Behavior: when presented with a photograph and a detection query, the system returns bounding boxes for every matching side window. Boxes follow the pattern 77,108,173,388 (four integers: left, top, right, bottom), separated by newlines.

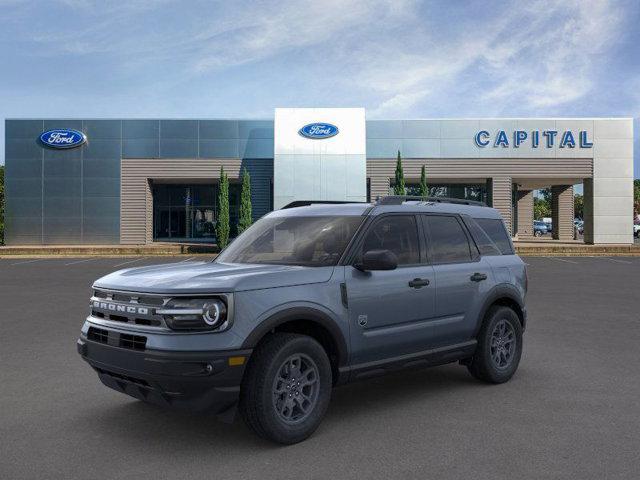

475,218,514,255
423,215,472,264
360,215,420,265
464,217,501,256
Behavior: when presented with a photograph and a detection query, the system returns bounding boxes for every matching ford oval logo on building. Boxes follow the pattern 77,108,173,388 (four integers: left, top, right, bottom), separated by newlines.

39,129,87,149
298,123,339,139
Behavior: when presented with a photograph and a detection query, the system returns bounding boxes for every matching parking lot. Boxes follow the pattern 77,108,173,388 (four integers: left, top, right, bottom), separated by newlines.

1,255,639,479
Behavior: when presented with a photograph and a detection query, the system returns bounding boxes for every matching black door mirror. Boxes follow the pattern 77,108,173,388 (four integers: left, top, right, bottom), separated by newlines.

355,249,398,271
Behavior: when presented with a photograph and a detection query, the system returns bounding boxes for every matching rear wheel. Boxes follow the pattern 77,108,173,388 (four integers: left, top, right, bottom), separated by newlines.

467,306,523,383
239,333,332,444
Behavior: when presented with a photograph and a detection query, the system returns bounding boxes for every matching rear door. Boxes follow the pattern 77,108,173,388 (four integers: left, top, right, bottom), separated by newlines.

421,214,493,346
345,214,436,365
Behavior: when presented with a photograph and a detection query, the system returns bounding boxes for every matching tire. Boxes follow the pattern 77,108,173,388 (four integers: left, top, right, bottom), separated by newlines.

239,333,332,444
467,306,523,384
534,230,542,237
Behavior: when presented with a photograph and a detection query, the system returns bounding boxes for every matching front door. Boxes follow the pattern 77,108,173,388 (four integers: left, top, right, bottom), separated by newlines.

345,214,436,365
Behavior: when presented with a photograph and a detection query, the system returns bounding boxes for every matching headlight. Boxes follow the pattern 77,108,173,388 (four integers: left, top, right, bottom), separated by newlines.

157,297,229,331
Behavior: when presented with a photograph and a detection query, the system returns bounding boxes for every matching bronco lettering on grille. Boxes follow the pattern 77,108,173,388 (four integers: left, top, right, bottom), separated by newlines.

92,301,149,315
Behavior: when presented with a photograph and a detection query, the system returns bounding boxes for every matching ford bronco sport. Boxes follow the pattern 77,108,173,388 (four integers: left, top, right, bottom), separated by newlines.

78,196,527,444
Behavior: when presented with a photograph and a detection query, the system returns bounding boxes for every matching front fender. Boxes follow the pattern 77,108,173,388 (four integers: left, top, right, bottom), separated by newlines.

241,302,349,368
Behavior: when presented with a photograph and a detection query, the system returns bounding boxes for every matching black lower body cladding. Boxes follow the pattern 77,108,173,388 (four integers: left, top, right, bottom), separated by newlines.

77,335,252,414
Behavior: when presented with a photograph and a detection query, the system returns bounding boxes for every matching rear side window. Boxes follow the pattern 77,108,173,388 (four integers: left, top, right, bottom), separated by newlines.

464,217,501,256
423,215,472,264
475,218,514,255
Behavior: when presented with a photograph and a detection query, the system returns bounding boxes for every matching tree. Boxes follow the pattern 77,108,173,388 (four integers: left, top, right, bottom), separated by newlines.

574,193,584,220
419,165,428,198
534,196,550,220
238,168,252,234
393,150,405,195
216,166,230,250
0,165,4,245
533,188,551,220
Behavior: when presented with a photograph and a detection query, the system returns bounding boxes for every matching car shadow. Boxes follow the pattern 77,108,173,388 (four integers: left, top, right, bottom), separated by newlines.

86,363,486,449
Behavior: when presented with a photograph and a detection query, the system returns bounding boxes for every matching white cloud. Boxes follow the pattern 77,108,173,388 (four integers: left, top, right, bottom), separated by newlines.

0,0,632,117
368,88,430,117
356,0,626,116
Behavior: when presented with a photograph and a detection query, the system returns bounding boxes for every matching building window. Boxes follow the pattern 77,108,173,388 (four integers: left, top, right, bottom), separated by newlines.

152,183,241,242
391,183,488,203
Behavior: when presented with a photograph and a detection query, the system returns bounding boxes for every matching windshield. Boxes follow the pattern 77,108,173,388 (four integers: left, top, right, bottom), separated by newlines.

216,215,364,267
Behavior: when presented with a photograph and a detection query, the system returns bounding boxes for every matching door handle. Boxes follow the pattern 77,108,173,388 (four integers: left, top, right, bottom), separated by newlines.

408,278,430,288
470,272,488,282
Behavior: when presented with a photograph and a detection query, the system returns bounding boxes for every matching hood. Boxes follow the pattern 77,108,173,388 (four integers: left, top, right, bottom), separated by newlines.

93,260,335,294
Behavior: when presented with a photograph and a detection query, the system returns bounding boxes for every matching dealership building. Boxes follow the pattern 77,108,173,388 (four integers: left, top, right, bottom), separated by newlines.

4,108,634,245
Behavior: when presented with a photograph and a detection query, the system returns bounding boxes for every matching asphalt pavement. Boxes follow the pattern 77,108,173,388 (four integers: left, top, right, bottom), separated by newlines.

1,255,639,479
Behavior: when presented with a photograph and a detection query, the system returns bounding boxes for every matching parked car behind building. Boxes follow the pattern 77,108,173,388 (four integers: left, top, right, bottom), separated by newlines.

533,221,548,237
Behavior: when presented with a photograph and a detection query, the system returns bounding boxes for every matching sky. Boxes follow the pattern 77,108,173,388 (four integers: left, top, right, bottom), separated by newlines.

0,0,638,177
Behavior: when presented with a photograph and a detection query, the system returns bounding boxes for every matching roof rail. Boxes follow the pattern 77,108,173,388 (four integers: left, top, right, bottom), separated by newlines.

376,195,487,207
281,200,367,209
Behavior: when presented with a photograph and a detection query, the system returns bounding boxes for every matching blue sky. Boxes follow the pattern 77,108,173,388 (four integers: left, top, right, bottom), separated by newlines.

1,0,638,176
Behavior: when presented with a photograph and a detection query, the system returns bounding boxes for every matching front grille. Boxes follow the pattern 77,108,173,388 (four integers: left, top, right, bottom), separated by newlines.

90,289,168,329
110,292,164,306
86,327,147,351
87,327,108,344
119,333,147,351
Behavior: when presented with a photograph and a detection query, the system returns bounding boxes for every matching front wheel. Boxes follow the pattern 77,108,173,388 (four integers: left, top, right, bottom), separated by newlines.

467,306,523,384
239,333,332,444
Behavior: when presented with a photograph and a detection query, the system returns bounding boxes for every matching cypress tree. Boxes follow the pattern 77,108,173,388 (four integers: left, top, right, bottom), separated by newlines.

216,166,230,250
393,150,405,195
419,165,428,198
238,168,252,234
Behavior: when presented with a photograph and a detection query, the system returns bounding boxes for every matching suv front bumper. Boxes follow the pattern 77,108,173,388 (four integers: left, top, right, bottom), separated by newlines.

77,335,251,414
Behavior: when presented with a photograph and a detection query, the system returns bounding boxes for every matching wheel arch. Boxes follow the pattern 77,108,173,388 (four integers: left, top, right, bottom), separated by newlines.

241,306,349,384
474,285,526,336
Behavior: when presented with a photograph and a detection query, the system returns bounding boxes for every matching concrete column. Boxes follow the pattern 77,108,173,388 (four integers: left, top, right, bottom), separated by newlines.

552,185,574,241
516,190,534,239
489,177,513,235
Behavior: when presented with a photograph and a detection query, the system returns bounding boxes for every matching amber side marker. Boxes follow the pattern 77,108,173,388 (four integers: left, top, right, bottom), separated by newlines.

228,356,246,366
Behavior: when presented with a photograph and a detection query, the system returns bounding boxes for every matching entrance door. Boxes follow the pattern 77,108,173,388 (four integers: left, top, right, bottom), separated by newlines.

170,208,186,238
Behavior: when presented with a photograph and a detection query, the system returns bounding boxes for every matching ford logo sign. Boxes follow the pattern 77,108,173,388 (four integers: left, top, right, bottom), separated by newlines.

298,123,339,139
39,129,86,149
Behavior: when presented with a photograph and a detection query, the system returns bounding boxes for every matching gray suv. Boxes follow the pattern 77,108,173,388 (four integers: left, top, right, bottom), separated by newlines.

78,196,527,444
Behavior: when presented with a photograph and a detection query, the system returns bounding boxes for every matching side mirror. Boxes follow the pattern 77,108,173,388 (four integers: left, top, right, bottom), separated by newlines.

355,249,398,271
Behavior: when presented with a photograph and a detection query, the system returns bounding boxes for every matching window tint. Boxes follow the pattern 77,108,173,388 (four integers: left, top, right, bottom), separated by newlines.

464,217,501,256
360,216,420,265
424,215,472,263
475,218,513,255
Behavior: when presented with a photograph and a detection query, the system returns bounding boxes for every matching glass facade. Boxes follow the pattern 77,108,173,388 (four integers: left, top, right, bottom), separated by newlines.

4,119,274,245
